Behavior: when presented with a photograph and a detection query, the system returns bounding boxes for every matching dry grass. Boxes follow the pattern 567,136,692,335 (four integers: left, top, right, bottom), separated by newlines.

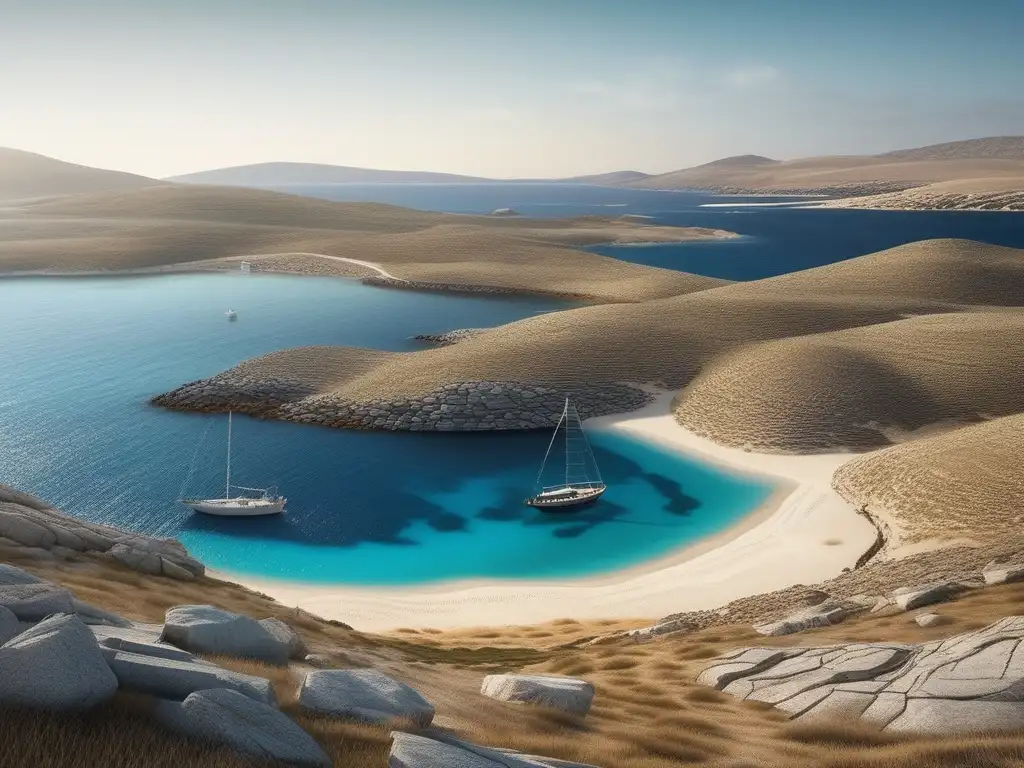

834,412,1024,546
11,548,1024,766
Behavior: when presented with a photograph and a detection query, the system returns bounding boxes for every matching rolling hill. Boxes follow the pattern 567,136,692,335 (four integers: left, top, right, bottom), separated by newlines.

165,161,492,186
0,147,161,201
627,136,1024,195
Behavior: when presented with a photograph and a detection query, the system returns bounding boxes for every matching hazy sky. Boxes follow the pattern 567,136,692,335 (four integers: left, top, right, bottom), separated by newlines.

1,0,1022,178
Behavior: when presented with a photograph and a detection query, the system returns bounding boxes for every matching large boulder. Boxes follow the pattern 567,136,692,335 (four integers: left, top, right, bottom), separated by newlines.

259,617,307,659
389,731,600,768
891,582,967,611
754,600,864,636
162,605,289,664
105,650,276,705
481,674,594,716
298,668,434,727
0,605,21,644
0,613,117,710
0,583,75,621
696,616,1024,734
155,688,329,766
91,622,164,646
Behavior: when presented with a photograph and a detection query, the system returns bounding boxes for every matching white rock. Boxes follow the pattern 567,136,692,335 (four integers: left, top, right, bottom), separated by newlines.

892,582,965,611
0,605,22,644
914,613,942,627
305,654,332,668
388,731,601,768
481,674,594,716
106,650,276,705
162,605,289,664
0,613,117,710
983,561,1024,586
299,668,434,726
159,558,196,580
259,617,307,659
0,583,76,621
754,601,858,636
155,688,329,766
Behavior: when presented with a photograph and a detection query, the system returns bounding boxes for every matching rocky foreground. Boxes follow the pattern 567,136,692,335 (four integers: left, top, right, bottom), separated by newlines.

154,376,652,432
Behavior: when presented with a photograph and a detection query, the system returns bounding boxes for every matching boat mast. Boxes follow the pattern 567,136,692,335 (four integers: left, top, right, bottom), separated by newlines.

535,400,567,490
225,411,232,499
564,398,570,488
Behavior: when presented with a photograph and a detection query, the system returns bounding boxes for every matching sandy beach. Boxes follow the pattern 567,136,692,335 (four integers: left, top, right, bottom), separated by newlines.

215,394,876,631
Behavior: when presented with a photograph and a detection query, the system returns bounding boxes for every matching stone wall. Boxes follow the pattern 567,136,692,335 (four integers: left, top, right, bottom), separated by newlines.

153,376,653,432
361,276,589,301
413,329,484,347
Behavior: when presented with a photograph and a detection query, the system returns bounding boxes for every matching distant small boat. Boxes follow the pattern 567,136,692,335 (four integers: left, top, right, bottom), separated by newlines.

225,309,237,320
182,412,285,517
525,398,606,511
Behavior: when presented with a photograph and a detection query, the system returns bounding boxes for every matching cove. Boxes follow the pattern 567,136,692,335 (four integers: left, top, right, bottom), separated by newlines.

0,273,772,585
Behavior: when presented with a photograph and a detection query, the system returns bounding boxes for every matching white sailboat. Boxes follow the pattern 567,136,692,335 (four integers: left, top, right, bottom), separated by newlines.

182,412,285,516
525,398,606,511
225,309,237,320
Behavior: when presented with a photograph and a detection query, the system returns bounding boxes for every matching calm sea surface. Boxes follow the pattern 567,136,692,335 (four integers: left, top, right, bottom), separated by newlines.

272,182,1024,280
0,274,771,584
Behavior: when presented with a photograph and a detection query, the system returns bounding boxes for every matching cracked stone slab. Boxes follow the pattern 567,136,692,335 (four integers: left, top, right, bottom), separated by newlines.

695,616,1024,734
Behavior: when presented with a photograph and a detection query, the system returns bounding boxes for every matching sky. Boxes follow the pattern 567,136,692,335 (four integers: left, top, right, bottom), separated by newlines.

0,0,1022,178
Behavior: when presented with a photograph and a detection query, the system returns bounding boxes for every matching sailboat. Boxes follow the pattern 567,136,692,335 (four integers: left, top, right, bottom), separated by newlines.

225,309,237,320
525,398,606,511
182,412,286,516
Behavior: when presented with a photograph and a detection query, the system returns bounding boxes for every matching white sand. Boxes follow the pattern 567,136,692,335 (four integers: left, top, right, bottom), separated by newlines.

215,394,875,631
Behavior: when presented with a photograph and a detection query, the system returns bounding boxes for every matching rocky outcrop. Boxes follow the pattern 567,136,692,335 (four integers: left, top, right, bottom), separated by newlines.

156,689,330,767
983,560,1024,586
389,731,600,768
413,328,484,347
697,617,1024,734
915,613,942,627
105,650,277,705
480,674,595,716
0,583,75,620
162,605,292,665
154,378,652,433
891,581,969,611
754,600,868,636
0,614,118,710
362,276,590,301
0,484,205,580
298,668,435,727
259,617,307,660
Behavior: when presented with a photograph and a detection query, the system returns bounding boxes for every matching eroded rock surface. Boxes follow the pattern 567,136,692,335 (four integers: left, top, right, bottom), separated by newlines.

754,600,866,636
0,484,205,580
163,605,290,664
481,674,595,716
156,688,329,767
299,668,434,727
697,617,1024,733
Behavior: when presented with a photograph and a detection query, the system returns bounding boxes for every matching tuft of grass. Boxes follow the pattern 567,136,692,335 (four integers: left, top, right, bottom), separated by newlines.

781,720,899,747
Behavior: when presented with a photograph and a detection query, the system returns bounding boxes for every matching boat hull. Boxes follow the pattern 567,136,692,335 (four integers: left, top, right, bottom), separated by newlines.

525,486,606,512
184,498,285,517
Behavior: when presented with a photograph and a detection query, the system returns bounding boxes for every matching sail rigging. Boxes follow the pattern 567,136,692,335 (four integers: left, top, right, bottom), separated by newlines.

531,399,605,501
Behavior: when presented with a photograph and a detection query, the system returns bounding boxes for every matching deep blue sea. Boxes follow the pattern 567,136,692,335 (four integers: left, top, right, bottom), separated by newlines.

269,182,1024,280
0,274,771,584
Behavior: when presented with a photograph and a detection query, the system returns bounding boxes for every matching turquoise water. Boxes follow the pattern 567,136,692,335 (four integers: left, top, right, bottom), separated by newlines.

0,274,773,584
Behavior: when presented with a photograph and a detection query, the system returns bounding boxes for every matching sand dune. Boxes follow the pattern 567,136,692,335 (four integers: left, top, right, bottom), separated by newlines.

0,185,730,302
674,310,1024,451
880,136,1024,161
833,412,1024,548
0,147,161,201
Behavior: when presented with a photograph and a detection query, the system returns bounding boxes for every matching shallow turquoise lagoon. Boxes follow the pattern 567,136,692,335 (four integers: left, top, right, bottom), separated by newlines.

0,274,773,585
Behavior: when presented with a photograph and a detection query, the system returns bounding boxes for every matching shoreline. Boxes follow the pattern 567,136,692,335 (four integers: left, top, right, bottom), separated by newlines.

211,394,876,631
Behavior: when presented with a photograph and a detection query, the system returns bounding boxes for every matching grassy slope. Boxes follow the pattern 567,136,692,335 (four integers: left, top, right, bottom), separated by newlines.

0,147,161,201
9,541,1024,767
